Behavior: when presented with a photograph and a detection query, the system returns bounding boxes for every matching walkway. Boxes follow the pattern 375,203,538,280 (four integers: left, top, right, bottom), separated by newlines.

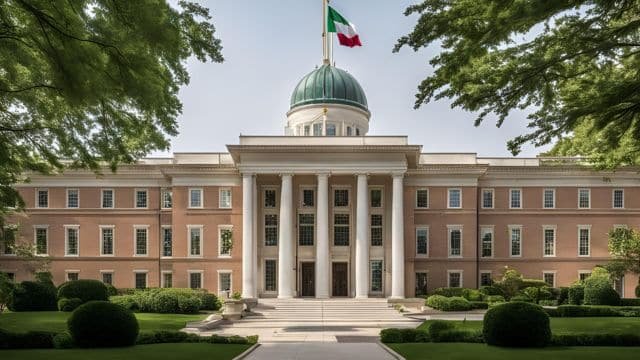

244,343,397,360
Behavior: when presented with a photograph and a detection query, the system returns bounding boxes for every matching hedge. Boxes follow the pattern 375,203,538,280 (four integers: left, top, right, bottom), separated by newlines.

58,280,109,304
568,283,584,305
426,295,472,311
136,331,258,345
9,281,57,311
583,276,621,306
0,330,56,349
483,302,551,347
552,333,640,346
545,305,640,317
379,327,482,344
58,297,83,312
479,285,504,297
68,301,139,348
432,287,466,297
621,298,640,307
110,288,219,314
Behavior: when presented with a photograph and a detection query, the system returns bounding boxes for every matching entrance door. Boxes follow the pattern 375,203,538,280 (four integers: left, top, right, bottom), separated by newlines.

301,262,315,297
332,262,348,297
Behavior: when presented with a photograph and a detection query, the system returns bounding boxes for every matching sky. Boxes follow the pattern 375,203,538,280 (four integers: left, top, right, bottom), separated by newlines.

158,0,552,157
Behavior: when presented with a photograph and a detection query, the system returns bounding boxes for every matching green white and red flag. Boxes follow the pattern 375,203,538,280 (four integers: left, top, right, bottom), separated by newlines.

327,6,362,47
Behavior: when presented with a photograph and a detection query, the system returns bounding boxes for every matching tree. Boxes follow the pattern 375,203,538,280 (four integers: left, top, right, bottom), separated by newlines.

607,227,640,296
0,272,14,313
396,1,640,167
0,0,223,217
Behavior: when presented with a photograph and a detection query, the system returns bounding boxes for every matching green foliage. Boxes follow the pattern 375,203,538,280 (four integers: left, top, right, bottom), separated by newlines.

0,329,55,349
469,301,489,310
510,295,533,303
548,305,627,317
52,332,74,349
380,328,404,343
428,320,455,341
105,284,118,297
0,272,14,313
463,289,483,301
58,297,83,312
483,302,551,347
110,295,139,311
522,286,553,303
568,283,585,305
583,267,621,306
636,285,640,298
623,298,640,307
200,293,222,311
520,280,549,289
380,328,430,343
0,0,224,216
494,268,523,300
9,280,57,311
484,295,506,304
479,285,504,297
68,301,139,348
426,295,472,311
551,333,640,346
232,291,242,300
607,228,640,279
432,287,465,297
177,296,202,314
109,288,216,314
58,280,109,304
396,1,640,167
557,287,570,305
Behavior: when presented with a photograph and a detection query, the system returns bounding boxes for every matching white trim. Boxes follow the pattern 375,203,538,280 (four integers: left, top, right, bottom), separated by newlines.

187,225,204,258
217,270,233,294
101,189,115,208
66,188,79,208
612,188,624,209
263,186,279,209
161,188,173,209
578,188,591,209
161,225,173,258
171,175,241,187
263,258,278,293
447,270,463,288
447,225,463,258
577,225,591,257
480,226,494,258
509,188,522,209
99,225,115,256
100,270,114,285
447,188,462,209
508,224,523,257
218,224,233,258
33,225,49,256
299,186,316,209
542,225,556,257
35,188,49,208
481,188,494,209
415,188,429,209
369,259,384,294
188,188,204,208
63,225,80,257
65,270,80,281
415,226,429,257
332,185,351,208
405,177,478,187
578,270,592,281
219,188,232,209
161,270,173,288
542,188,556,209
369,186,384,209
134,188,148,209
133,225,150,257
133,270,148,289
542,271,557,287
188,270,204,289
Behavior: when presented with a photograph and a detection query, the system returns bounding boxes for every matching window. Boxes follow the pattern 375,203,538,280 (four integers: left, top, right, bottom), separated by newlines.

100,226,114,256
370,188,382,208
448,189,461,208
265,260,277,292
162,227,172,257
135,189,148,208
302,189,315,207
219,226,233,256
264,189,277,208
543,226,556,257
304,125,310,136
346,126,352,136
36,189,48,208
189,188,203,208
613,276,624,296
299,214,315,246
613,189,624,209
510,189,522,209
135,272,147,289
480,272,493,286
35,226,48,255
3,226,16,255
188,226,202,257
481,227,493,258
416,227,428,256
162,272,173,288
189,272,203,289
543,272,556,287
370,214,383,246
101,189,114,208
416,189,429,208
66,272,79,281
578,271,591,281
264,214,278,246
509,225,522,257
356,128,361,136
370,260,383,292
334,189,349,207
219,188,232,209
65,226,79,256
218,271,232,293
162,189,173,209
481,189,494,209
134,227,148,256
578,226,590,256
578,189,590,208
326,124,336,136
448,271,462,288
448,226,462,257
415,272,428,296
313,123,322,136
333,213,349,246
67,189,79,208
543,189,555,209
101,272,113,285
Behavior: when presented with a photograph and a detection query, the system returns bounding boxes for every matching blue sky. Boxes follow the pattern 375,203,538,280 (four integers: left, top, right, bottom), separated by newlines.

160,0,551,157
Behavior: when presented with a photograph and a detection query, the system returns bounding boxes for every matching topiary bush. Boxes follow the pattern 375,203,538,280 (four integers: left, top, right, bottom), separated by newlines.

111,288,214,313
9,281,57,311
462,289,483,301
68,301,139,348
58,297,83,312
621,298,640,307
200,293,221,311
479,285,504,297
522,286,553,303
105,284,118,297
0,330,56,349
483,302,551,347
426,295,472,311
52,332,74,349
520,279,549,289
510,295,533,303
58,280,109,304
178,296,202,314
568,283,584,305
583,269,621,306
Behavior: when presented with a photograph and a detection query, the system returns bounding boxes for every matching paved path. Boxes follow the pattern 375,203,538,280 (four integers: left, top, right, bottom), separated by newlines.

244,343,397,360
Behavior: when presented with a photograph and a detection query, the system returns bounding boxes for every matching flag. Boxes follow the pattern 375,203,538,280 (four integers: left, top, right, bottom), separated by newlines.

327,6,362,47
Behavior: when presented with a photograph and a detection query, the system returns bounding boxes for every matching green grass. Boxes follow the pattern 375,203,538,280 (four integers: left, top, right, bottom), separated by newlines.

389,343,640,360
418,317,640,335
0,312,207,333
0,343,250,360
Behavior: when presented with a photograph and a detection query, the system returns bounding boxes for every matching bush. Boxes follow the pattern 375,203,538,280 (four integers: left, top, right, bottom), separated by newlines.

380,328,429,343
428,320,455,341
153,292,180,313
538,300,558,306
552,333,640,346
583,274,621,306
200,293,221,311
110,295,139,311
380,328,403,343
58,280,109,304
546,305,640,317
470,301,489,309
479,285,504,297
485,295,505,304
426,295,472,311
58,297,83,312
636,285,640,298
178,296,202,314
105,284,118,297
557,287,569,305
483,302,551,347
509,295,533,303
9,281,57,311
110,288,213,314
433,287,466,297
568,283,584,305
136,331,196,345
68,301,139,347
462,289,483,301
0,329,55,349
621,298,640,307
520,279,549,289
436,329,484,343
53,332,74,349
522,286,553,303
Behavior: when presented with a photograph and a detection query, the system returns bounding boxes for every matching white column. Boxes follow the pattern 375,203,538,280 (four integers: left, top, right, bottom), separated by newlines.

391,173,405,299
252,175,258,298
355,174,369,298
315,173,330,298
278,174,295,298
241,173,255,298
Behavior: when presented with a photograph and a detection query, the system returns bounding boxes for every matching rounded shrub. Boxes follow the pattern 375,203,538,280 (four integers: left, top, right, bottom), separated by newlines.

510,295,533,303
58,280,109,304
583,271,620,306
178,296,202,314
153,292,180,313
9,281,57,311
105,284,118,297
200,293,221,311
483,302,551,347
479,285,504,297
568,283,584,305
485,295,505,304
462,289,483,301
68,301,139,347
53,332,74,349
425,295,448,309
58,298,83,312
110,295,138,311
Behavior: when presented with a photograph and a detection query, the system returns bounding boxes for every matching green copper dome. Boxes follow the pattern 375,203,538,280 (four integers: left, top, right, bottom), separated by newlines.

290,64,368,112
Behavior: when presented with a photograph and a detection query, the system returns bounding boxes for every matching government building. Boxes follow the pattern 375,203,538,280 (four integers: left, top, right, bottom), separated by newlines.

1,63,638,299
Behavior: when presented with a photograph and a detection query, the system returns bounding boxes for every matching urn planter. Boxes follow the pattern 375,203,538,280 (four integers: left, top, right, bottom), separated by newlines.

222,299,244,320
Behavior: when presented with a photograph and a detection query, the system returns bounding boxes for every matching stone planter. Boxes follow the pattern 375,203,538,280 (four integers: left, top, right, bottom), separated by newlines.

222,299,244,320
242,298,258,313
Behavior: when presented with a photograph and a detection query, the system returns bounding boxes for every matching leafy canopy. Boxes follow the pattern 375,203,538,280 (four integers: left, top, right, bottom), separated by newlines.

607,227,640,276
0,0,223,216
396,1,640,167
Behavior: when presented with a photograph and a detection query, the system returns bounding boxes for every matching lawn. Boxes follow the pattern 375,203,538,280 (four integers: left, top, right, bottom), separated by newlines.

0,343,250,360
390,343,640,360
418,317,640,335
0,311,207,333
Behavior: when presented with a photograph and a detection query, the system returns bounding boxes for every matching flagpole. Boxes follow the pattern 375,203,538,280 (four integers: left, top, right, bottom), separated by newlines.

322,0,329,65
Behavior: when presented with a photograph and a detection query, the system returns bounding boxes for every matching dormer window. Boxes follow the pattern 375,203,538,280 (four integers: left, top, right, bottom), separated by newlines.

326,124,336,136
346,126,352,136
313,123,322,136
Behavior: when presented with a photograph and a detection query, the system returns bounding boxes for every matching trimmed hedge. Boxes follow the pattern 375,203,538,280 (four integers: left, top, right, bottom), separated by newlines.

520,279,549,289
9,281,57,311
552,333,640,346
469,301,489,310
426,295,473,311
583,276,621,306
545,305,640,317
621,298,640,307
52,332,74,349
68,301,139,348
509,295,533,303
479,285,504,297
380,328,429,343
110,288,218,314
58,297,83,312
110,295,138,311
0,329,56,349
58,280,109,304
432,287,466,297
568,283,584,305
557,287,569,305
137,330,257,345
428,320,454,341
485,295,505,303
379,327,482,344
483,302,551,347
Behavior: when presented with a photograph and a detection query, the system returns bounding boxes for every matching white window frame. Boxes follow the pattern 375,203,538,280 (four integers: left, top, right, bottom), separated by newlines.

577,225,591,257
219,188,232,209
188,270,204,289
578,188,591,209
99,225,115,256
161,189,173,209
369,259,384,294
369,186,384,209
218,225,233,258
264,187,278,209
612,189,624,209
36,188,49,208
415,188,429,209
161,270,173,288
447,225,463,258
188,188,203,209
509,225,523,257
542,225,556,257
447,270,463,288
217,270,233,294
33,225,49,256
133,225,149,257
415,226,429,257
543,188,556,209
66,188,79,208
263,258,278,293
479,270,493,286
101,189,114,208
369,213,384,247
481,188,494,209
187,225,204,258
64,225,80,257
134,188,148,209
161,225,172,258
100,270,114,285
509,188,522,209
542,271,557,287
578,270,592,281
447,188,462,209
480,226,494,258
65,270,80,282
134,270,148,289
300,186,316,208
332,186,350,208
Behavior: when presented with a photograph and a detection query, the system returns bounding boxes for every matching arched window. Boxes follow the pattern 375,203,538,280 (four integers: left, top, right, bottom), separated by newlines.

313,123,322,136
356,128,360,136
346,126,352,136
304,125,310,136
327,124,336,136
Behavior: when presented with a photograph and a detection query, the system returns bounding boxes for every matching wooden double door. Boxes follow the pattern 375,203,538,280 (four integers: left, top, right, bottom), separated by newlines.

332,262,348,297
300,262,315,297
